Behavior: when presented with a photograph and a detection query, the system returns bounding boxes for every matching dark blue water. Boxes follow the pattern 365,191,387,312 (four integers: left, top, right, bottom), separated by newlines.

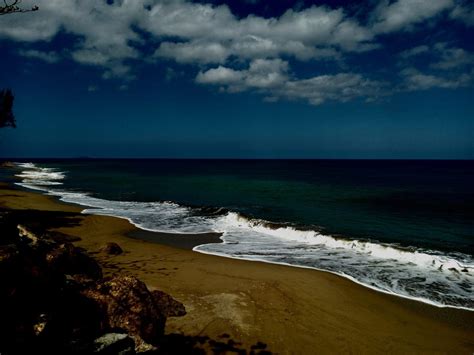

11,159,474,309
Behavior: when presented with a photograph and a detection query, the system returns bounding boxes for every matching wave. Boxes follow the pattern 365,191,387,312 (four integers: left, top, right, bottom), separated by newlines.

15,163,65,186
218,212,472,273
12,162,474,311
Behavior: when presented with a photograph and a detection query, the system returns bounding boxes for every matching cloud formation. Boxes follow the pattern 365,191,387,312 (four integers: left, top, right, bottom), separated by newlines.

450,2,474,26
1,0,144,79
1,0,471,104
372,0,453,33
400,68,472,90
18,49,61,63
151,2,375,65
196,59,385,105
398,42,474,90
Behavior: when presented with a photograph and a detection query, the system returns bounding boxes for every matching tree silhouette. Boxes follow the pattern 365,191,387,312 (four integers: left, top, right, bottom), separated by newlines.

0,89,16,128
1,2,38,130
0,0,38,15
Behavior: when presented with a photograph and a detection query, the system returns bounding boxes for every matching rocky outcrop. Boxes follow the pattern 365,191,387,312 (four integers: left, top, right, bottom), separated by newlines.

0,222,186,354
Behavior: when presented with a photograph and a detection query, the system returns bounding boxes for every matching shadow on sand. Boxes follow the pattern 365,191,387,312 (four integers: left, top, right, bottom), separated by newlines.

158,333,271,354
0,208,83,244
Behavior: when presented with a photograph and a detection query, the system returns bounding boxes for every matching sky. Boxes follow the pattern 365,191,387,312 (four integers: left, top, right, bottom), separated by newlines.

0,0,473,159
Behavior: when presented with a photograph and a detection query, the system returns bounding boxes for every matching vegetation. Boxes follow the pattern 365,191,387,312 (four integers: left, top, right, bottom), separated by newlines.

0,89,16,128
0,0,38,15
1,2,38,129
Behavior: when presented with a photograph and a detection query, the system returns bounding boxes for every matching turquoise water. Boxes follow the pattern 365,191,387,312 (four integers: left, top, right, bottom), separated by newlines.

12,159,474,309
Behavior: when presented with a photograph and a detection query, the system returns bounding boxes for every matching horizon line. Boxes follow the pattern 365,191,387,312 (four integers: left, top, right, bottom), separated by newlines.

2,157,473,161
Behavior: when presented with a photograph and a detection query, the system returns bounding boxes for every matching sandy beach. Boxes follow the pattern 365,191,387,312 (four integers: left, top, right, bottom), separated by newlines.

1,182,473,354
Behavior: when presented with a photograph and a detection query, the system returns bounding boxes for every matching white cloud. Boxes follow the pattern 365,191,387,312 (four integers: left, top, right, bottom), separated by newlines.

18,49,60,63
196,66,244,85
450,3,474,26
398,42,474,91
399,45,430,58
145,3,375,64
430,43,474,70
372,0,454,33
400,67,472,90
399,42,474,70
1,0,471,104
1,1,368,76
72,49,110,66
155,41,230,64
196,59,384,105
196,59,289,93
0,0,146,79
279,73,385,105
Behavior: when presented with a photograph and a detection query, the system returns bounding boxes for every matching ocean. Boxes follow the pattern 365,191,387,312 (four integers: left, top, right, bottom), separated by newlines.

9,159,474,310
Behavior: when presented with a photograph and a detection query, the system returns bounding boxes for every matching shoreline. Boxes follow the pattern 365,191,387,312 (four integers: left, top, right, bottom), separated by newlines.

8,179,474,311
191,247,474,313
1,181,474,353
15,180,474,313
128,229,223,250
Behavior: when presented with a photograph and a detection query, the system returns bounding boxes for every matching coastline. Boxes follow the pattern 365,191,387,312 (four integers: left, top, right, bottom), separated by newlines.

1,182,474,353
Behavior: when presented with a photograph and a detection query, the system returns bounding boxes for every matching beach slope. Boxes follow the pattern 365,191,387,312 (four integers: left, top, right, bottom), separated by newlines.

1,183,473,354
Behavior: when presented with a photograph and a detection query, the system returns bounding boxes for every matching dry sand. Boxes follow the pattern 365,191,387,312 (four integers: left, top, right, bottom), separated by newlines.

1,182,473,354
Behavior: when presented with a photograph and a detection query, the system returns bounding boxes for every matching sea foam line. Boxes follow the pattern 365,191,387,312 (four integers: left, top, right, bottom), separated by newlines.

192,246,474,312
12,162,474,311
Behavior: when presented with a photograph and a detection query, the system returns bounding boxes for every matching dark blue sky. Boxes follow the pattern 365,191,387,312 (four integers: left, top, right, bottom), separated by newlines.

0,0,473,158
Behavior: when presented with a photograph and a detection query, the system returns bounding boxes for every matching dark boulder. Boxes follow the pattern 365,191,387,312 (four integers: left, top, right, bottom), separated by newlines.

151,290,186,317
101,242,123,255
81,275,166,345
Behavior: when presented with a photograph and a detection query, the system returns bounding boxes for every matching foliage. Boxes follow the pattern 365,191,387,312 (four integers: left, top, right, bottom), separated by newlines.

0,89,16,128
0,0,38,15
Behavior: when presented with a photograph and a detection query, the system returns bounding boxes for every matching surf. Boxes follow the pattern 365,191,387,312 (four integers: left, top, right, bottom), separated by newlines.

13,161,474,311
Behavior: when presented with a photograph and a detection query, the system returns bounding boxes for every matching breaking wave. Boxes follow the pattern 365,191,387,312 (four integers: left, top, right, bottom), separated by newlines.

13,162,474,310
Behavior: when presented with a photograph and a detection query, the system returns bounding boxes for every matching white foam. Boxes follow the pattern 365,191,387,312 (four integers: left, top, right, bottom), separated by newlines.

14,162,474,310
14,162,65,187
218,212,473,273
15,162,36,169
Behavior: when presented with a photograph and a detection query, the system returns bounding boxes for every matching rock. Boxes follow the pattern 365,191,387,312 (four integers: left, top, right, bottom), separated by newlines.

101,242,123,255
93,333,135,354
45,242,102,279
81,276,166,345
33,313,50,336
16,224,57,253
132,337,157,353
151,290,186,317
17,224,40,245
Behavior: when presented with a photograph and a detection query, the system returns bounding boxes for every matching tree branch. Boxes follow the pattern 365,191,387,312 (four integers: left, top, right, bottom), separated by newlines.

0,0,38,15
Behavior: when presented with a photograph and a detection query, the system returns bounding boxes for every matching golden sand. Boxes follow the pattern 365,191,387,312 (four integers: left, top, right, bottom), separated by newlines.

1,183,473,354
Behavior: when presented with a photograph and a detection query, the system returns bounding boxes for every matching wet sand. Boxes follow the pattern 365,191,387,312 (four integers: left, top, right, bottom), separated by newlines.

1,182,474,354
128,229,222,250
